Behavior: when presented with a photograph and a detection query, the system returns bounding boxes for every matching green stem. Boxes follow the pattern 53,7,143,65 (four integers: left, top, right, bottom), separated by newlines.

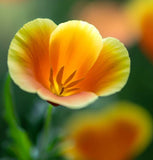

38,104,53,160
44,104,53,138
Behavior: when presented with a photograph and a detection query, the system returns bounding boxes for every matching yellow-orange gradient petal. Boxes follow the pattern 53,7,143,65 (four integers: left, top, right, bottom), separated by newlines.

37,87,97,109
49,20,103,83
62,102,153,160
8,18,57,92
79,37,130,96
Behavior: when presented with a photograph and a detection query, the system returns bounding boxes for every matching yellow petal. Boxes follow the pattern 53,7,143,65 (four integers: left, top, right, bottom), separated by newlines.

8,18,57,92
79,37,130,96
49,20,103,83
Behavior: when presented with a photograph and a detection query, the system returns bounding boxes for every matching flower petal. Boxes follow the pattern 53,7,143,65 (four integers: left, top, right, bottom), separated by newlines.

141,11,153,62
8,18,57,92
49,20,103,81
37,87,97,109
79,37,130,96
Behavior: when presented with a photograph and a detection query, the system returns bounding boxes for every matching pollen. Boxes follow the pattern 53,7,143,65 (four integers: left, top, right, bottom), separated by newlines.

49,66,84,96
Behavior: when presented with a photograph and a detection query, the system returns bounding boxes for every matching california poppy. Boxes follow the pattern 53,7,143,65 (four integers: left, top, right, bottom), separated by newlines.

8,18,130,108
126,0,153,62
62,102,153,160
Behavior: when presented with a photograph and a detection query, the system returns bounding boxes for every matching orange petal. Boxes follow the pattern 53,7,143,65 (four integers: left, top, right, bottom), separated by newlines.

79,37,130,96
49,20,103,82
37,87,97,109
8,18,57,92
141,11,153,62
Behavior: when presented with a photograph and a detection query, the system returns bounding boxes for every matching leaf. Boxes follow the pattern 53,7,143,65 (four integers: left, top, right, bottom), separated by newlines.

3,73,33,160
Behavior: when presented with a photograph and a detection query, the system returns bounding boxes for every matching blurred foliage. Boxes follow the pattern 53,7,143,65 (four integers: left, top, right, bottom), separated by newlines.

0,0,153,160
2,74,65,160
4,74,32,160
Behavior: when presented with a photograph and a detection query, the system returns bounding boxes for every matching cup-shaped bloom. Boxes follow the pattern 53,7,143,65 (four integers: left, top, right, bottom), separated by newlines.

62,102,153,160
8,18,130,108
126,0,153,62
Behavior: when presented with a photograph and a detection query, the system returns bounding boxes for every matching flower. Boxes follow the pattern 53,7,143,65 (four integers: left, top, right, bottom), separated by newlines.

8,18,130,108
61,102,153,160
72,1,136,46
125,0,153,62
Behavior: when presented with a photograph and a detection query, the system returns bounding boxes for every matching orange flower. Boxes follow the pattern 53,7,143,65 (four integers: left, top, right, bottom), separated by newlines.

126,0,153,62
62,102,153,160
8,18,130,108
72,1,136,46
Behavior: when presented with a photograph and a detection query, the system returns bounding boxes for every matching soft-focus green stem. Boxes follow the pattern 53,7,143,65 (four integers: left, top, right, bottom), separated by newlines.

44,104,53,139
38,104,53,160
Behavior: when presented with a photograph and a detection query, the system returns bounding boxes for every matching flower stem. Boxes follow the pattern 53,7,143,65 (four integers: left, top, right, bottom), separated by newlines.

38,104,53,160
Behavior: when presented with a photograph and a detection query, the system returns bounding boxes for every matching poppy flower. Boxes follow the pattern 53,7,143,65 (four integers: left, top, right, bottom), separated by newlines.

126,0,153,62
72,1,137,46
8,18,130,108
62,102,153,160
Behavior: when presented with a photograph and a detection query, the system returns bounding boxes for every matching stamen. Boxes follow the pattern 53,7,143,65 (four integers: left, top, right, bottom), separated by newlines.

65,88,79,93
65,78,84,89
56,66,64,86
59,87,65,95
49,66,84,96
64,70,76,85
49,67,54,87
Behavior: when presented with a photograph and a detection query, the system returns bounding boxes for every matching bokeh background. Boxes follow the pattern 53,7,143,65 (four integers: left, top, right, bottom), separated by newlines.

0,0,153,159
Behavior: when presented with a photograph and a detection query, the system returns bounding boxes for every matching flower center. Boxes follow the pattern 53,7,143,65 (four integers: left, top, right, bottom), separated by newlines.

49,66,84,96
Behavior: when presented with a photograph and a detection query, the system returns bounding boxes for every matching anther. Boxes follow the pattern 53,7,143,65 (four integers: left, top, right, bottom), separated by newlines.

49,66,84,96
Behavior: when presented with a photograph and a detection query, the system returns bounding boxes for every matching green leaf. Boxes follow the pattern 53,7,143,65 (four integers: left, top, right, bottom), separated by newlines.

47,135,63,152
4,73,33,160
45,135,65,160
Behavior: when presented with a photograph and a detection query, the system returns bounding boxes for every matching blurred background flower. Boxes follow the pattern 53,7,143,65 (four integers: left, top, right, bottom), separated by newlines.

71,1,137,46
61,102,153,160
125,0,153,63
0,0,153,159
